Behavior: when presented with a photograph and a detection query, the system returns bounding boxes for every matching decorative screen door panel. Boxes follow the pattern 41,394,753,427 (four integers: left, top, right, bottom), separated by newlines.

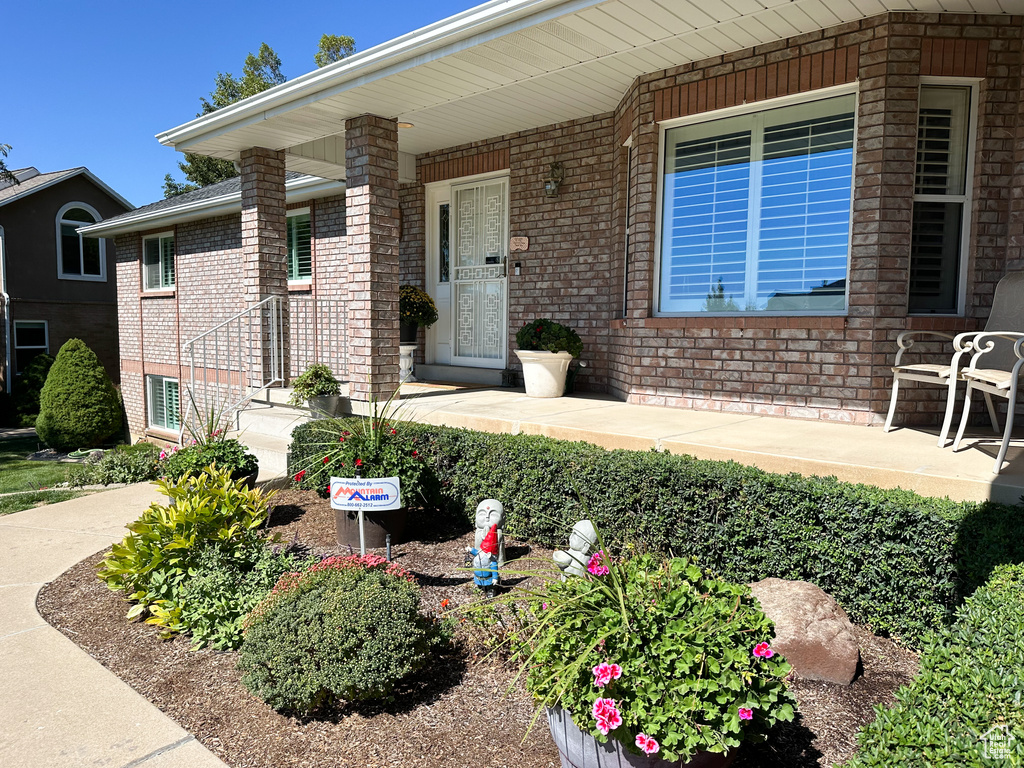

451,177,508,367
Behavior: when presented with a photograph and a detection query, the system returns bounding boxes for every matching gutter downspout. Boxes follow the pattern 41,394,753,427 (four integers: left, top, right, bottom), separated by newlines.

0,225,10,393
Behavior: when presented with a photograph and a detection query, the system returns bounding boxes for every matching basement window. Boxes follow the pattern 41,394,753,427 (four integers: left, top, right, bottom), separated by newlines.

147,375,180,431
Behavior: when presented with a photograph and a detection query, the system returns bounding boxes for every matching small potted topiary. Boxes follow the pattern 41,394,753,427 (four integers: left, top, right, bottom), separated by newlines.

399,284,438,343
514,318,583,398
517,549,795,767
289,363,342,418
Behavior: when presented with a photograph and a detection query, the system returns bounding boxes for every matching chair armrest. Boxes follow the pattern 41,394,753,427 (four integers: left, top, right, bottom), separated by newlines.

962,332,1024,369
893,330,956,367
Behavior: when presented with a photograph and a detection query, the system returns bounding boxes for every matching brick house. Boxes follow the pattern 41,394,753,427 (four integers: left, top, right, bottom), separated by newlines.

83,0,1024,443
0,166,133,391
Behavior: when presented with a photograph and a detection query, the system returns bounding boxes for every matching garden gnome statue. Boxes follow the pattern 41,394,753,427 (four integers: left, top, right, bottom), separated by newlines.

475,498,506,568
466,524,501,598
553,519,598,579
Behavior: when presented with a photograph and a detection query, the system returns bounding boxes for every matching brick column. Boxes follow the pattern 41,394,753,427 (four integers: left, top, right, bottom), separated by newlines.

240,147,289,387
1009,33,1024,271
345,115,400,402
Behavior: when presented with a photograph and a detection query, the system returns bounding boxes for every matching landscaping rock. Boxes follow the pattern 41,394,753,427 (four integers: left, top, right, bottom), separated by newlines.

749,577,860,686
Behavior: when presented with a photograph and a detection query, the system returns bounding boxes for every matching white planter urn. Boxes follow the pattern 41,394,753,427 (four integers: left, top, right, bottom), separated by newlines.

399,343,418,382
514,349,573,398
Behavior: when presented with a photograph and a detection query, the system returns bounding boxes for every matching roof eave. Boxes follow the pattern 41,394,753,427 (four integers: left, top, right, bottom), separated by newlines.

0,168,134,212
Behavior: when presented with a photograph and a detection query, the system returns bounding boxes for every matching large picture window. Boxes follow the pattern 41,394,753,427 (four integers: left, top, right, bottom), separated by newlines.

287,210,312,281
909,85,973,314
659,93,856,314
146,375,180,431
56,203,105,281
143,233,175,290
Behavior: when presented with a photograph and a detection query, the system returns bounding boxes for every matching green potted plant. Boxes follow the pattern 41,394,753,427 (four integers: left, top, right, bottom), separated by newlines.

288,395,424,548
162,438,260,488
289,363,342,417
514,318,584,398
518,549,795,767
399,284,438,343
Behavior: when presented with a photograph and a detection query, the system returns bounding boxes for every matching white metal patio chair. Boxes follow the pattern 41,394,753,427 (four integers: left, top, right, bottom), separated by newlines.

884,271,1024,447
952,331,1024,474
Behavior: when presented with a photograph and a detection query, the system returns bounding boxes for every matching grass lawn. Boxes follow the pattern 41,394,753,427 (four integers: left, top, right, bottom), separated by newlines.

0,436,87,514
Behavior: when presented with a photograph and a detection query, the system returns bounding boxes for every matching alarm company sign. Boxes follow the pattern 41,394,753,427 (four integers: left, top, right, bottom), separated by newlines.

329,477,402,511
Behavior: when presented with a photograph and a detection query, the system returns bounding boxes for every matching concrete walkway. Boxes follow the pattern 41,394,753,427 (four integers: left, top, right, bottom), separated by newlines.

0,484,227,768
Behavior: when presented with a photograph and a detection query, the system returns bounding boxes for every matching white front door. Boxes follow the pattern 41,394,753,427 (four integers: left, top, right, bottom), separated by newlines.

427,174,509,369
425,185,452,365
451,176,509,368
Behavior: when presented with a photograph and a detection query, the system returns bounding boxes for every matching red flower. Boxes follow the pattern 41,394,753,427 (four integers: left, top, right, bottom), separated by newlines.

323,456,329,464
412,450,419,457
343,431,351,436
440,599,450,608
356,459,363,466
391,429,397,435
339,437,345,443
293,470,306,483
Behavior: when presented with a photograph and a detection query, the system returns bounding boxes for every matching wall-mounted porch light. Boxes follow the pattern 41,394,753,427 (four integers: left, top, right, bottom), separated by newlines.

544,161,564,198
397,121,415,129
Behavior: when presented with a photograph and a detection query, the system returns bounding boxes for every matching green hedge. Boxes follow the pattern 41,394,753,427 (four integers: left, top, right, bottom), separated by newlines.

843,564,1024,766
288,421,1024,643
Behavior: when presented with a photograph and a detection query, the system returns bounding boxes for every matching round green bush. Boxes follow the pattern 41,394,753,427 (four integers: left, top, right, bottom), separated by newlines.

516,318,583,358
238,555,449,715
162,439,258,482
36,339,121,452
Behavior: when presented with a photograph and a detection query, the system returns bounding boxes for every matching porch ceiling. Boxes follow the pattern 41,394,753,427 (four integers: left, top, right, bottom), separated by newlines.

158,0,1017,176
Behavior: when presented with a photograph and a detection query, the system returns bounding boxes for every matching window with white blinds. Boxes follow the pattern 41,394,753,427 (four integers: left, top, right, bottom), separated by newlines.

909,85,972,314
659,93,855,314
147,376,180,431
287,211,312,281
143,233,175,290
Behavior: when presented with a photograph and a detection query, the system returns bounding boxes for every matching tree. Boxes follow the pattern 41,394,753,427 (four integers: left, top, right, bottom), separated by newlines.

0,144,18,186
36,339,122,451
164,43,288,197
315,34,356,68
702,278,740,312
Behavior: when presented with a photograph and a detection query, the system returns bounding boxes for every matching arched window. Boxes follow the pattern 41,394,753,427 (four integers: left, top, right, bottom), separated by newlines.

56,202,105,280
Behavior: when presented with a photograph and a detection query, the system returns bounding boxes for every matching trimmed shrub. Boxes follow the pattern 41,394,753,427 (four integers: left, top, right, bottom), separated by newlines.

843,564,1024,766
10,352,54,427
289,422,1024,644
97,467,275,632
162,438,258,482
36,340,121,451
68,442,162,487
239,554,450,715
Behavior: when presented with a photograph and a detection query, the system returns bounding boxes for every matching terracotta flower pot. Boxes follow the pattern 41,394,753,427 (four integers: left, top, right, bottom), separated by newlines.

515,349,573,398
546,707,735,768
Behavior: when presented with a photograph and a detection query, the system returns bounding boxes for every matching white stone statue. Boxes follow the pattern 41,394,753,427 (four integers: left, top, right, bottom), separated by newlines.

474,499,506,567
553,519,598,579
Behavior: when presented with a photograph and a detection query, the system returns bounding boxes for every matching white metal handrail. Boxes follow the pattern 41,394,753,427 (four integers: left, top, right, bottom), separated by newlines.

180,295,284,441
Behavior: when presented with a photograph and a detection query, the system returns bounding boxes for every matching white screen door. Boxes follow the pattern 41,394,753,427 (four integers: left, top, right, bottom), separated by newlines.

451,177,508,367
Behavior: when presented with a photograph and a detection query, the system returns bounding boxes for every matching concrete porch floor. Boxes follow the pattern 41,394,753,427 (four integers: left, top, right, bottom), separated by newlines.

396,383,1024,505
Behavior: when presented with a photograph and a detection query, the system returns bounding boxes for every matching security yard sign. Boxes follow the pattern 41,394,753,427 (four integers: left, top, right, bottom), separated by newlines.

330,477,402,511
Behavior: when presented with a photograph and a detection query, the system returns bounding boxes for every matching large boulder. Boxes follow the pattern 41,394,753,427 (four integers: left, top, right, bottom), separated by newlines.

749,577,860,686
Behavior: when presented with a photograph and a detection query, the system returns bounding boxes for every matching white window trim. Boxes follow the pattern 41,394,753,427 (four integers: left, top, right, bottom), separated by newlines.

910,76,981,317
12,320,48,375
142,231,175,291
146,375,180,432
55,202,106,282
287,207,312,284
653,83,860,317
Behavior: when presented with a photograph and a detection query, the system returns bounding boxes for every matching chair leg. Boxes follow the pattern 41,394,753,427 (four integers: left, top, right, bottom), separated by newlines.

884,377,901,433
991,383,1018,475
983,392,1000,434
953,381,974,452
937,376,958,448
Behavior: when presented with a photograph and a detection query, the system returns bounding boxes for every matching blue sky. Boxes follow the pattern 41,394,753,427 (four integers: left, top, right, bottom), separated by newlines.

3,0,478,208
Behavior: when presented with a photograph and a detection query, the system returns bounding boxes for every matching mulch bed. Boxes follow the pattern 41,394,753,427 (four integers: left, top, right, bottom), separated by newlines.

38,488,917,767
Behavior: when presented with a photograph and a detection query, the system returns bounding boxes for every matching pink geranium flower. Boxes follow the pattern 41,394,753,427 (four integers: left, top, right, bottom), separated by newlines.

753,642,774,659
738,707,753,721
592,662,623,688
587,550,609,576
635,734,659,755
591,698,622,735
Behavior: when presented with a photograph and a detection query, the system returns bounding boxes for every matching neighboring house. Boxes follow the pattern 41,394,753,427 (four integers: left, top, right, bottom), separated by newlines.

83,0,1024,444
0,167,133,392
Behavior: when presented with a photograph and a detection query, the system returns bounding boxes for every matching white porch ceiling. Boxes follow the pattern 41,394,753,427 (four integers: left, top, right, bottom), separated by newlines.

158,0,1019,178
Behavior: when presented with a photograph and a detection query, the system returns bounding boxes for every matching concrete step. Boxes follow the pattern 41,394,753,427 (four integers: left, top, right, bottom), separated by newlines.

234,430,290,481
415,364,505,386
252,383,352,407
236,401,311,438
